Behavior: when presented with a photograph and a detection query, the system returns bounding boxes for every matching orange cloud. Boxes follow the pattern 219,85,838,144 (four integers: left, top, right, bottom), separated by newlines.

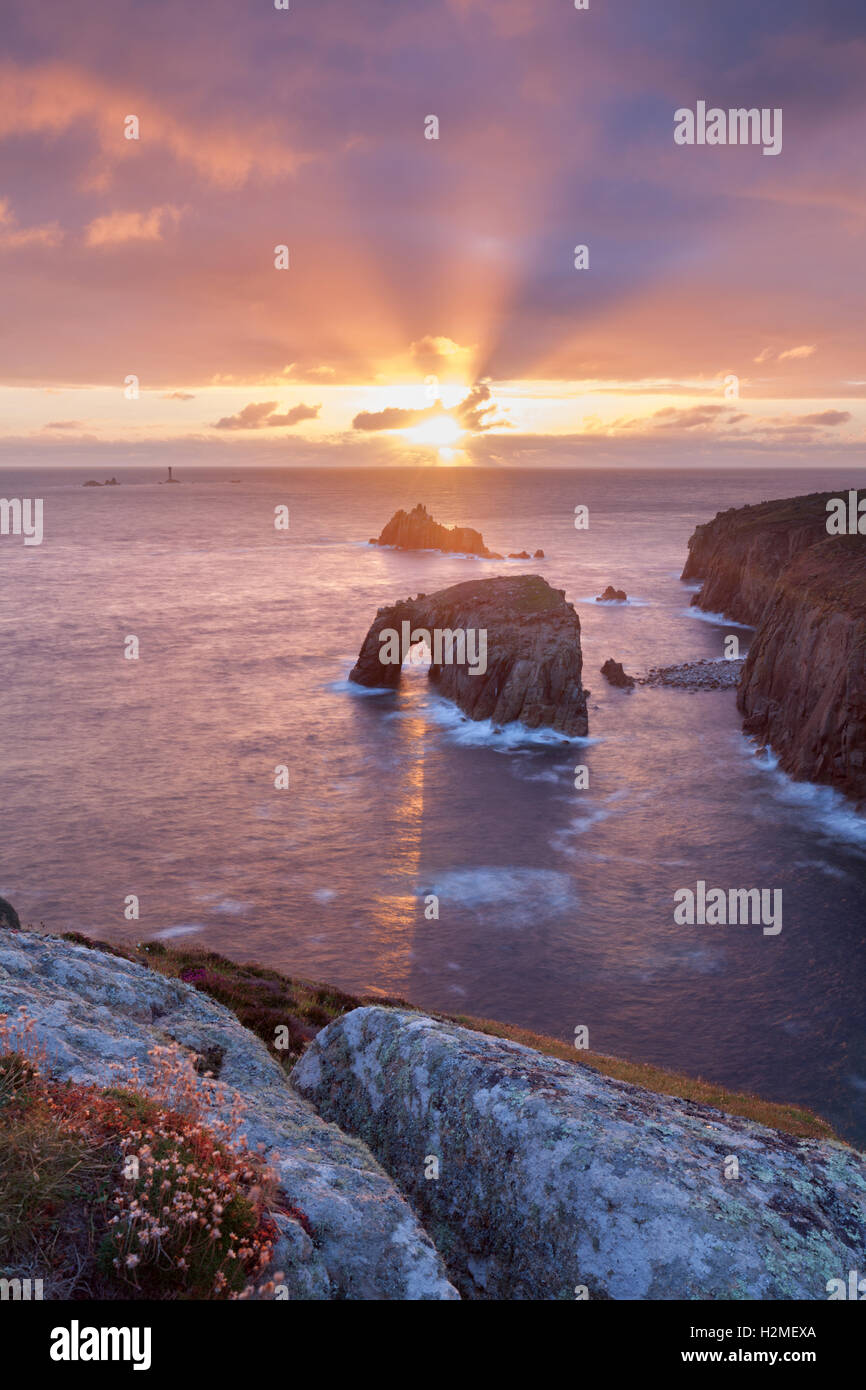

213,401,321,430
85,205,181,247
754,344,817,364
779,345,817,362
352,381,506,434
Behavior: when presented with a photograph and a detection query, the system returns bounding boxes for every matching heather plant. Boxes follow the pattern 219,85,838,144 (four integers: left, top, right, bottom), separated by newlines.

0,1014,282,1299
98,1044,279,1298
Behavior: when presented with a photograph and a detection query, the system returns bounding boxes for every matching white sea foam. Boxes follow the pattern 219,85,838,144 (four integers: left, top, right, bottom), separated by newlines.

154,923,205,939
550,790,634,852
793,859,851,881
508,764,565,783
193,892,250,914
426,695,598,750
682,606,754,629
312,888,338,903
578,595,650,607
745,742,866,850
365,542,499,562
635,943,726,982
416,866,577,926
330,677,395,696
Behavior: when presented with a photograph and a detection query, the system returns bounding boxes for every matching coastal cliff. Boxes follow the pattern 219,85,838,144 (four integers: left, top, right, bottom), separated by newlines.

682,491,866,799
738,535,866,799
680,490,837,625
350,574,589,736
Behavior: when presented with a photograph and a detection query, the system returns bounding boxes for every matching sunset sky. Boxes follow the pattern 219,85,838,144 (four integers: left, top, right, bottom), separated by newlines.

1,0,864,467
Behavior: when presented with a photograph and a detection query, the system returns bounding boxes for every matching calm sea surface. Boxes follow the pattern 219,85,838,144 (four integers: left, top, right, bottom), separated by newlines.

2,464,864,1143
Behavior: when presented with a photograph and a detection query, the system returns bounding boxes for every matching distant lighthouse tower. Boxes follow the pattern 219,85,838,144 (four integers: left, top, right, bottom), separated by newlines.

168,465,173,482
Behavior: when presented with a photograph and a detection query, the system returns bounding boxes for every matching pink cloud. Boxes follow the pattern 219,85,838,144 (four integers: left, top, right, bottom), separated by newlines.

85,205,181,247
0,198,62,249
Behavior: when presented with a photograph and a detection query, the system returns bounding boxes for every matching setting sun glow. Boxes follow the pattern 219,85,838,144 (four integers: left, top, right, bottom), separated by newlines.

406,415,464,448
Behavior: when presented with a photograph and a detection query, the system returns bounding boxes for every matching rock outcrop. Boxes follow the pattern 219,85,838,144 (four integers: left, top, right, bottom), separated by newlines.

349,574,589,736
0,929,458,1300
0,896,21,931
600,657,635,688
682,490,866,799
294,1006,866,1301
597,585,627,602
369,503,544,561
370,503,501,558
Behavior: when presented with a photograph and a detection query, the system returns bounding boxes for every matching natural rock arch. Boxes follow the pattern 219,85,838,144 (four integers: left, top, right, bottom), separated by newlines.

349,574,589,736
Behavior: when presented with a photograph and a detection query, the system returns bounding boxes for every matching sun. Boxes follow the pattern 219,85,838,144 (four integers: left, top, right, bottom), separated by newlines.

406,414,464,448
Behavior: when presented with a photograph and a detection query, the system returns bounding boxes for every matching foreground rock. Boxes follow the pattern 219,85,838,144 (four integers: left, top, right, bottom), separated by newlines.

600,657,635,688
683,491,866,799
0,930,457,1300
294,1007,866,1301
350,574,589,736
0,896,21,930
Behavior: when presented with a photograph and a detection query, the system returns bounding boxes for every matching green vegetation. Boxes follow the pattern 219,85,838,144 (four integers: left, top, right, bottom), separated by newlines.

60,931,841,1142
0,1016,280,1299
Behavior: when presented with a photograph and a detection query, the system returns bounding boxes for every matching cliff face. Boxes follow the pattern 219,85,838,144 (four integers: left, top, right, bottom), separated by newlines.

680,490,837,625
349,574,589,736
294,1006,866,1301
682,491,866,799
371,503,499,558
738,536,866,798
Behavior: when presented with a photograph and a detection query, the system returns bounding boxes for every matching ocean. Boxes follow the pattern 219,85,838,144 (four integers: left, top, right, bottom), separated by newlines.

2,463,864,1143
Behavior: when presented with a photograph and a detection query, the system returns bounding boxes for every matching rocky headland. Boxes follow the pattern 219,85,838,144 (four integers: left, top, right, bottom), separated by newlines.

682,490,866,800
349,574,589,736
681,490,839,624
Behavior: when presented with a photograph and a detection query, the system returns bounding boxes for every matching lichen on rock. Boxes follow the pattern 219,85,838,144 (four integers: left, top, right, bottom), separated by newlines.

293,1006,866,1301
